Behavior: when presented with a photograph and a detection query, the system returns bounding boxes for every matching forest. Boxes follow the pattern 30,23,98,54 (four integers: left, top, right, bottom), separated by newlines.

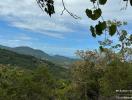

0,45,132,100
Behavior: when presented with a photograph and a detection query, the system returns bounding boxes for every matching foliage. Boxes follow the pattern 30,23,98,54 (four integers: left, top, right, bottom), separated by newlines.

0,65,55,100
1,1,132,98
70,50,132,99
98,20,132,62
71,61,103,100
0,48,132,99
85,0,132,38
36,0,132,39
36,0,55,16
100,61,132,97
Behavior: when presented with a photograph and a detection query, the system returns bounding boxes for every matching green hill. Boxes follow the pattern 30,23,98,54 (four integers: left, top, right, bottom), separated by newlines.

0,48,40,68
0,48,69,79
0,45,77,68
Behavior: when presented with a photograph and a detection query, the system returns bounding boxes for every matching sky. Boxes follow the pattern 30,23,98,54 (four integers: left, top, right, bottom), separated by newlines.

0,0,132,57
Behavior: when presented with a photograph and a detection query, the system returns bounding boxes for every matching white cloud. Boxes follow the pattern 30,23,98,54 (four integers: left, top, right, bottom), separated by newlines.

0,0,74,38
0,0,132,39
0,39,33,47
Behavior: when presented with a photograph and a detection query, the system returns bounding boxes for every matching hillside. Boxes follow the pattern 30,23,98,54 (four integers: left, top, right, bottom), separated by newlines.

0,45,77,68
0,48,69,79
0,48,41,69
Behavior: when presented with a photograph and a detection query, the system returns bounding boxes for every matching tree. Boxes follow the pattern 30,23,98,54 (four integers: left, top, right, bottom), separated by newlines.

0,64,56,100
98,20,132,62
36,0,55,16
36,0,132,38
70,49,132,99
100,61,132,97
71,50,104,100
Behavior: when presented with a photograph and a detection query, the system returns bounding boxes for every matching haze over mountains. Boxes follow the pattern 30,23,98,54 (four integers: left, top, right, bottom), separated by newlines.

0,44,77,68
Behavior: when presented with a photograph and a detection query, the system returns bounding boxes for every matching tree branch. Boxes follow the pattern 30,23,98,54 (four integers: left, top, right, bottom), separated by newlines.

61,0,81,19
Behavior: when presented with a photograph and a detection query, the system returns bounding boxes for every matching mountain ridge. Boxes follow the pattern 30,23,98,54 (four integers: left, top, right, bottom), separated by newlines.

0,48,69,79
0,44,77,68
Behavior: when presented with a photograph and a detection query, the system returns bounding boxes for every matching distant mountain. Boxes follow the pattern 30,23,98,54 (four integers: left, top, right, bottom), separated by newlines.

0,48,69,79
0,45,77,68
0,45,12,50
0,48,41,69
13,46,51,60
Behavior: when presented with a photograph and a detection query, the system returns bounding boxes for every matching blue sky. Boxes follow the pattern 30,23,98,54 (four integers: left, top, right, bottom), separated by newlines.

0,0,132,57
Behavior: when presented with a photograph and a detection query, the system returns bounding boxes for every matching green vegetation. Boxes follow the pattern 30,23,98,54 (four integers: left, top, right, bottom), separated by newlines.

0,0,132,99
0,65,56,100
69,50,132,100
0,48,41,69
0,20,131,99
0,47,132,100
0,48,69,79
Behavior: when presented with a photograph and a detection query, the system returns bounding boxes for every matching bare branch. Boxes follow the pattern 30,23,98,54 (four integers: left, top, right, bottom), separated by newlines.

36,0,46,13
61,0,81,19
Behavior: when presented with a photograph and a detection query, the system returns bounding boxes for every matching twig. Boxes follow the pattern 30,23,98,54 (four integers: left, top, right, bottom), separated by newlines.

61,0,81,19
36,0,46,13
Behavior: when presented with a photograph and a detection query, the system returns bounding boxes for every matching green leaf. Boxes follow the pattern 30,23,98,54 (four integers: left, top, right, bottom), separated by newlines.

95,21,106,36
38,0,55,16
90,26,96,37
109,25,117,36
122,30,127,37
90,0,97,3
119,35,125,42
92,8,102,20
99,0,107,5
130,0,132,6
95,24,103,35
86,8,102,20
86,9,92,18
100,21,107,30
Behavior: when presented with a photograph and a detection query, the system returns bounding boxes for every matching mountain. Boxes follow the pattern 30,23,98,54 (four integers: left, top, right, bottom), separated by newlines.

12,46,51,60
0,48,69,79
0,48,41,69
0,45,12,50
0,45,77,68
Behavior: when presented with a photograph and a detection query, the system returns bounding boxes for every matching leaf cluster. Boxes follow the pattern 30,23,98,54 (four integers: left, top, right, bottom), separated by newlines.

37,0,55,16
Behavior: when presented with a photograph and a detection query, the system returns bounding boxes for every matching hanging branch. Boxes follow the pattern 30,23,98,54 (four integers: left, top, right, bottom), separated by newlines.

124,0,129,9
121,0,129,10
36,0,46,13
61,0,81,19
36,0,55,16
